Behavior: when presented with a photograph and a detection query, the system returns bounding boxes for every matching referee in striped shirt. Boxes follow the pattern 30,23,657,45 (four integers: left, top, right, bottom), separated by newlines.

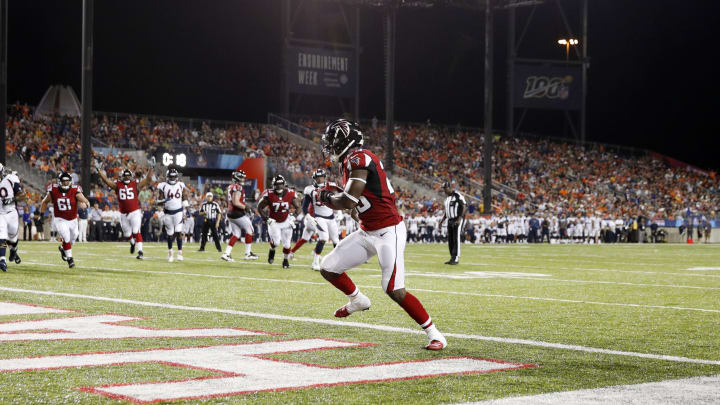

440,181,466,265
199,192,223,252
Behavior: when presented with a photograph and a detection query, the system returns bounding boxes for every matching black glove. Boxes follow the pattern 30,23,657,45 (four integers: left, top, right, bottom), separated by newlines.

319,190,333,204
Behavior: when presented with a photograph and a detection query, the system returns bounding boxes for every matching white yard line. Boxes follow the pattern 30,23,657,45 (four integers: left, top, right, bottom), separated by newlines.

1,286,719,366
21,262,720,313
463,374,720,404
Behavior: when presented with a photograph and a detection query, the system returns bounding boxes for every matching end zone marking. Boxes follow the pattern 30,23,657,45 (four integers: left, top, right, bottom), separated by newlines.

462,374,720,404
1,286,719,366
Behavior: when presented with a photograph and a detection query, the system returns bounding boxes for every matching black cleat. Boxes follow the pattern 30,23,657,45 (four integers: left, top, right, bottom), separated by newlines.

198,248,205,252
282,258,290,269
136,251,144,260
444,258,459,265
8,249,19,264
58,246,67,262
130,243,136,254
0,260,6,272
67,258,75,269
268,248,275,264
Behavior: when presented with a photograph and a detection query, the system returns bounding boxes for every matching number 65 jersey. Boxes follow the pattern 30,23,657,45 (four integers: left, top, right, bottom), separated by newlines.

341,149,401,232
47,183,82,220
115,179,140,214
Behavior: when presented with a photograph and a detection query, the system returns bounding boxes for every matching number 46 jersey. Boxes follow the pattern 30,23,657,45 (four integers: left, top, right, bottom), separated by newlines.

157,181,187,212
115,179,140,214
341,149,401,232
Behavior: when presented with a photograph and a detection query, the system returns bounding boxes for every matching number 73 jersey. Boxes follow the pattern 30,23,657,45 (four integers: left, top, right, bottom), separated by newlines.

341,149,402,231
261,189,296,223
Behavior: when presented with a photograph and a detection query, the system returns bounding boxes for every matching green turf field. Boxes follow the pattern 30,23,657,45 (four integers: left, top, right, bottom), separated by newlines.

1,241,719,404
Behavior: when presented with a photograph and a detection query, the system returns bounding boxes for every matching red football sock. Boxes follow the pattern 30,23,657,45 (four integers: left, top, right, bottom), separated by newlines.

62,242,72,251
282,247,291,254
329,273,357,296
244,234,252,244
135,233,143,242
291,238,307,253
228,235,238,247
399,293,431,326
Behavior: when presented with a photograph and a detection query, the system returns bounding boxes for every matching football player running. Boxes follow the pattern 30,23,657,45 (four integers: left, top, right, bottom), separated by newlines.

318,119,447,350
257,175,301,269
95,164,154,259
40,172,90,269
0,164,27,272
156,168,189,262
221,170,258,262
290,168,342,271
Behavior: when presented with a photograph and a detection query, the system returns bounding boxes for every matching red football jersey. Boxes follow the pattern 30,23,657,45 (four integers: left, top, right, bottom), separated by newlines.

342,149,402,231
115,180,141,214
227,183,246,214
47,184,82,221
262,188,296,222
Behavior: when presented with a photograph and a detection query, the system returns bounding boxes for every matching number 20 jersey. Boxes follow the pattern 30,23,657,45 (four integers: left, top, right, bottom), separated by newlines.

0,173,22,215
115,180,140,214
47,183,82,221
341,148,401,232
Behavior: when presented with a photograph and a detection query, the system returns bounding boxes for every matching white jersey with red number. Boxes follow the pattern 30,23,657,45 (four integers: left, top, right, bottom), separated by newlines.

48,184,82,221
341,149,402,231
115,179,140,214
261,188,296,222
227,183,246,215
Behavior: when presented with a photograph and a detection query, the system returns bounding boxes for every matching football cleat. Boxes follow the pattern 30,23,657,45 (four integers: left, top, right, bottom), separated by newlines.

0,260,6,272
168,252,174,263
334,292,371,318
312,263,321,271
444,259,459,265
198,248,205,252
267,249,275,264
244,252,258,260
282,259,290,269
58,246,67,262
221,253,235,262
67,258,75,269
136,251,144,260
177,253,184,261
130,243,135,254
9,249,20,264
424,325,447,351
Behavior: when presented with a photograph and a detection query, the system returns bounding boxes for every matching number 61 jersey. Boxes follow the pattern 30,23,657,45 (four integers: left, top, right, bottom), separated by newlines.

341,148,401,232
47,183,82,220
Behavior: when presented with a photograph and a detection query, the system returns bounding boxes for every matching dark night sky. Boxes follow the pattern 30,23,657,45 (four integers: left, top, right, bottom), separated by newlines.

8,1,720,170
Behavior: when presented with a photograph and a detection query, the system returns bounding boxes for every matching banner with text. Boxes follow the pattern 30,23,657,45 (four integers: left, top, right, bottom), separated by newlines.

286,46,355,97
514,64,583,110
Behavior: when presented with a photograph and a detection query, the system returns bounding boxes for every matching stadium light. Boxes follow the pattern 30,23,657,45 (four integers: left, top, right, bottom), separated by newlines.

557,38,579,62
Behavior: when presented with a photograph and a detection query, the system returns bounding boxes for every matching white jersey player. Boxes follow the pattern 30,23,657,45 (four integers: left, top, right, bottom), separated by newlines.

0,165,26,272
156,168,188,262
